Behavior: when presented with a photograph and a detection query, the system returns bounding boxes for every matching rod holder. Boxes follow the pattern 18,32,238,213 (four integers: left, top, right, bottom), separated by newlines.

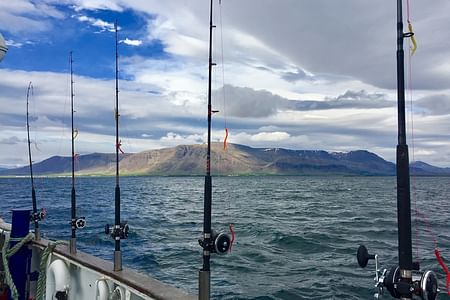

199,270,210,300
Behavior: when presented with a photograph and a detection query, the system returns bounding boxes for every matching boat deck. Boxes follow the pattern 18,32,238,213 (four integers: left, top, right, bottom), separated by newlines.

1,220,196,300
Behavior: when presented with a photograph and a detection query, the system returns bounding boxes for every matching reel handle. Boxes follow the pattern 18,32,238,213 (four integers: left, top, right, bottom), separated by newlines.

357,245,376,268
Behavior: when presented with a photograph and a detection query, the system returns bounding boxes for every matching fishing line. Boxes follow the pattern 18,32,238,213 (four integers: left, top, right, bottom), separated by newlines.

57,56,71,157
405,12,421,261
405,0,438,252
405,2,449,293
218,0,234,251
114,50,134,156
405,0,431,262
28,82,36,164
31,86,40,154
219,0,228,146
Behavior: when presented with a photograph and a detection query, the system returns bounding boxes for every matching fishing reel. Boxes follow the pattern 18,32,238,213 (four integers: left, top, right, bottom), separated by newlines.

357,245,438,299
30,208,46,222
199,229,232,255
105,222,129,240
71,217,86,229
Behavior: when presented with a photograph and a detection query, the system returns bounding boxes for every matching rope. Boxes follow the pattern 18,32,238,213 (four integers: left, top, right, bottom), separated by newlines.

228,223,234,252
35,240,68,300
1,232,34,300
435,248,450,295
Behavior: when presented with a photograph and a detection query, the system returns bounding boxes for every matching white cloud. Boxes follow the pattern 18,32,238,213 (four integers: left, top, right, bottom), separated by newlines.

250,132,290,142
5,39,23,48
0,0,64,34
70,0,123,12
2,0,450,168
77,15,115,32
121,38,143,46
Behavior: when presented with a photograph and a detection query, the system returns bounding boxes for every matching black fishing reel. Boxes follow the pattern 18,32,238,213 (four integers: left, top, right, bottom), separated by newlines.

357,245,438,299
199,229,231,255
105,222,129,239
30,208,46,222
71,217,86,229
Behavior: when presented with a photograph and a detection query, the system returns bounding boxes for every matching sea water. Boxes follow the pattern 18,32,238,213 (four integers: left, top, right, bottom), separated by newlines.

0,176,449,299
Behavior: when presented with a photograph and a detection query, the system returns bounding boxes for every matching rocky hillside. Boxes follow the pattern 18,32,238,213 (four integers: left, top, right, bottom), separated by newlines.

1,143,449,176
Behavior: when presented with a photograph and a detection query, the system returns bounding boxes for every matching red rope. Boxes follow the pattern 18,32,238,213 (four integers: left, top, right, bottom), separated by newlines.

229,223,234,252
435,248,450,295
116,140,124,154
223,128,228,150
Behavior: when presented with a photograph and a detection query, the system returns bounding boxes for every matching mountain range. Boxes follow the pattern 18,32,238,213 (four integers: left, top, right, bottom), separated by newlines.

1,143,449,176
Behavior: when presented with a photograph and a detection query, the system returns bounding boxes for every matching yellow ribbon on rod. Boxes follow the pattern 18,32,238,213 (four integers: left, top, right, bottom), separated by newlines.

408,21,417,56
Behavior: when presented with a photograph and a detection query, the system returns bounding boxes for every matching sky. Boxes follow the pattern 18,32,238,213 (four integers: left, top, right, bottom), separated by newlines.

1,0,450,168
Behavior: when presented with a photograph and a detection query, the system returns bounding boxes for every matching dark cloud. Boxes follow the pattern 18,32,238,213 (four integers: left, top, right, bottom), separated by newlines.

281,68,309,82
215,84,285,118
332,90,386,102
415,94,450,116
0,113,26,127
215,85,394,117
0,136,26,145
220,1,450,90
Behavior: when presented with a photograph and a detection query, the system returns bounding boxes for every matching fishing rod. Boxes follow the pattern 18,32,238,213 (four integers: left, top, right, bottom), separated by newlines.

357,1,437,299
198,1,232,299
69,51,86,255
105,20,129,272
26,82,45,240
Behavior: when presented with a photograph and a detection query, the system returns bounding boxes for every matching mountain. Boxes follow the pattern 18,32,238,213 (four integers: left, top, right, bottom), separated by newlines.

0,153,131,176
410,161,450,175
1,143,449,176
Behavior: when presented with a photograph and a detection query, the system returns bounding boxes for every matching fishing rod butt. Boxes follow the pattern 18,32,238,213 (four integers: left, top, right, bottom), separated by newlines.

114,250,122,272
198,270,210,300
70,237,77,255
34,227,41,241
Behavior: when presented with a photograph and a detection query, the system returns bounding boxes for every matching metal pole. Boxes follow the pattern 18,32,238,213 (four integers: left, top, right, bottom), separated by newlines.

114,20,122,272
26,82,40,241
396,0,413,298
199,0,214,299
70,51,77,254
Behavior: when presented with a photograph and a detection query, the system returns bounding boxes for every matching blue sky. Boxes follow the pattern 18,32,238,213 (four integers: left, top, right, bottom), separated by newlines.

1,0,450,168
2,6,164,78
